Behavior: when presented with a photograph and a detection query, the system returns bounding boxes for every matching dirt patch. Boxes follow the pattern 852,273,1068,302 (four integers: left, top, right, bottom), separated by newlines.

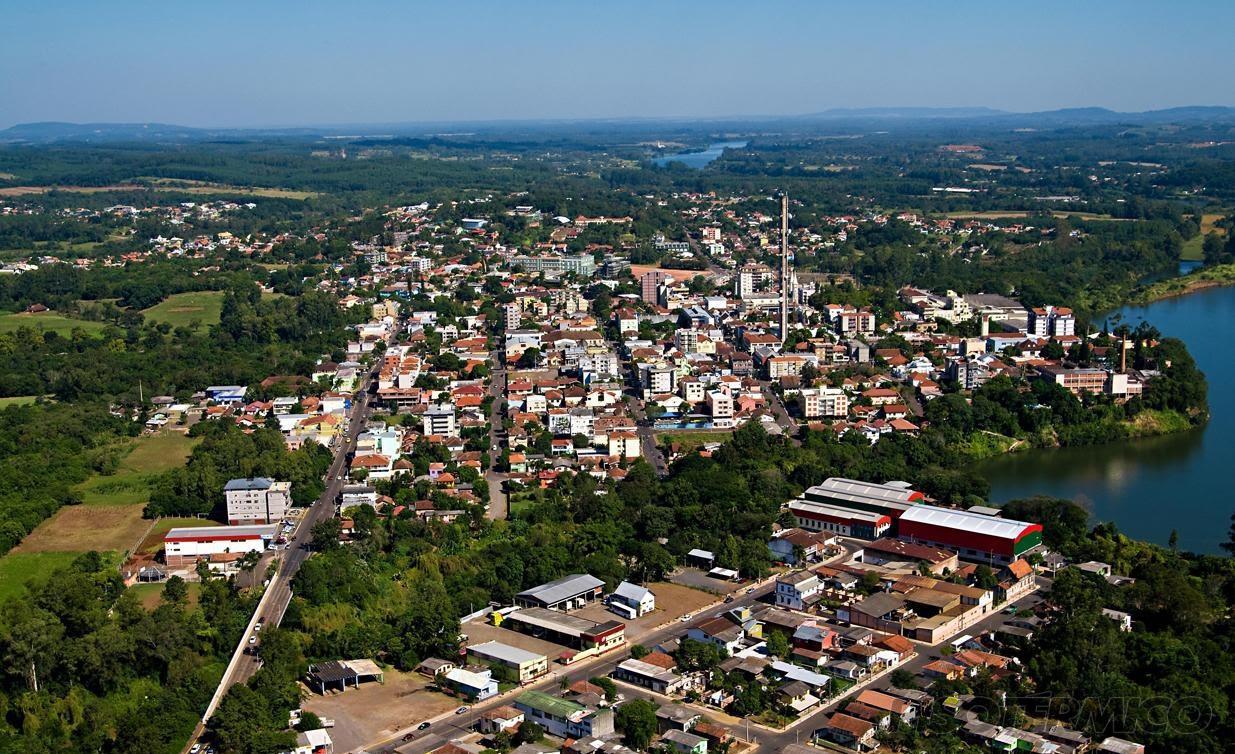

13,504,148,554
572,582,723,642
302,669,458,753
669,567,746,595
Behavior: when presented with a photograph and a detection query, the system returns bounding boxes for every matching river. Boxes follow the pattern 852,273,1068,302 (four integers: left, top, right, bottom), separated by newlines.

980,283,1235,554
652,140,747,168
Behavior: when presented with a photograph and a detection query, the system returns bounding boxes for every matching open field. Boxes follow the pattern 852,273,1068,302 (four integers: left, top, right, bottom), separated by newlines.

12,504,148,554
657,430,734,454
0,395,40,408
944,210,1123,221
130,580,202,610
0,181,316,199
0,551,117,603
302,669,458,754
0,310,108,336
1184,213,1230,260
141,290,226,327
73,431,200,506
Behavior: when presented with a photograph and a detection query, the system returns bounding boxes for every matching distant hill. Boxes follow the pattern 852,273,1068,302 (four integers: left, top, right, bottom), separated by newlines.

3,106,1235,144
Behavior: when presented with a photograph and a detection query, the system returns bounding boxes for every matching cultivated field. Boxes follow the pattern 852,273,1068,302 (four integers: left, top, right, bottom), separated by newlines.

0,310,108,336
141,291,226,327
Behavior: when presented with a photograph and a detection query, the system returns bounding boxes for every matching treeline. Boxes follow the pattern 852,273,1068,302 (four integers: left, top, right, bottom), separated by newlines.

0,402,134,555
147,423,332,519
995,496,1235,752
0,555,256,754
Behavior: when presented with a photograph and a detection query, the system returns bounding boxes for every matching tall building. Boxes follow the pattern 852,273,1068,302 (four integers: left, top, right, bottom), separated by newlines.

503,303,522,331
224,478,291,525
1027,306,1075,337
639,270,671,305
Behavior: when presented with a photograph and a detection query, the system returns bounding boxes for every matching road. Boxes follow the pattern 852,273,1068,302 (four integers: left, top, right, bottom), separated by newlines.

183,351,382,752
759,379,799,443
626,393,669,477
364,579,779,754
483,349,508,520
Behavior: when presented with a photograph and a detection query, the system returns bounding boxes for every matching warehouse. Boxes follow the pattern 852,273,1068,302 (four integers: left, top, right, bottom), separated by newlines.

897,505,1042,566
516,573,605,610
499,607,626,662
163,524,277,567
799,477,925,520
788,498,892,539
467,640,549,682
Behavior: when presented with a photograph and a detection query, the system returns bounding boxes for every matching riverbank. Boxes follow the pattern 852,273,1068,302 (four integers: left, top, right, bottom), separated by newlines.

1132,262,1235,304
959,409,1198,463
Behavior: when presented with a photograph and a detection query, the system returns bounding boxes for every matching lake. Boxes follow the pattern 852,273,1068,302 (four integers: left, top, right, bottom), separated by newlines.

652,140,747,169
980,284,1235,553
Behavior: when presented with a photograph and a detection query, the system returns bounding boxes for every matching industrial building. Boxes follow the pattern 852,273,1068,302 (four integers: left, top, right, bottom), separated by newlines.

801,478,925,520
516,573,605,610
788,498,893,539
467,641,549,682
163,524,277,567
897,505,1043,566
499,607,625,662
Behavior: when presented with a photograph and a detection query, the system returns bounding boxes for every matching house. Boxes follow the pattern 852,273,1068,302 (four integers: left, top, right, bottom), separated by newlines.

768,528,832,565
661,730,707,754
478,705,525,735
1096,737,1146,754
655,704,701,733
775,570,822,610
442,667,499,701
686,616,744,656
609,581,656,617
854,689,916,724
613,658,685,695
291,728,333,754
819,713,878,751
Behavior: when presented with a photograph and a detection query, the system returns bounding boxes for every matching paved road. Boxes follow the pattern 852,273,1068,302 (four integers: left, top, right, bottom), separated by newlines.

183,353,382,752
759,380,799,443
364,580,779,754
484,350,508,520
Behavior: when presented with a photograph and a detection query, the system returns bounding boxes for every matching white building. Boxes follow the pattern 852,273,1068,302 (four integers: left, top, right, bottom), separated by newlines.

610,581,656,617
224,478,291,525
163,524,278,567
422,403,458,437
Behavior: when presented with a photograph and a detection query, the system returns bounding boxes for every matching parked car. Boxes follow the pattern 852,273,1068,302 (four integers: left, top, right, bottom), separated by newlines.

417,722,431,730
455,706,470,715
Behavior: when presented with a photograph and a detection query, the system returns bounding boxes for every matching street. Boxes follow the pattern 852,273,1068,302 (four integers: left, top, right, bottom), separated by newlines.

483,349,508,520
182,351,383,753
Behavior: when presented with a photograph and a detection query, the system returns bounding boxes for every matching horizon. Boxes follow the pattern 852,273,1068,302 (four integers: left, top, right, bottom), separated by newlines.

4,0,1234,129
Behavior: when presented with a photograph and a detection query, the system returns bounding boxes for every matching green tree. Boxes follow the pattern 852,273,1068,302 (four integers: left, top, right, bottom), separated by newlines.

616,699,658,750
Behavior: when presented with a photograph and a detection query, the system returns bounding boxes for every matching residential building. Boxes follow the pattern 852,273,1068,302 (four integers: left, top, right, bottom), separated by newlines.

640,270,672,305
423,403,458,437
609,581,656,616
800,387,848,419
224,478,292,525
661,730,707,754
442,667,498,701
614,658,685,695
514,691,615,739
775,570,823,610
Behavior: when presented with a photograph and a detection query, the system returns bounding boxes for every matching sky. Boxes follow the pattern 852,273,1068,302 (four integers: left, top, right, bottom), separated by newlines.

2,0,1233,129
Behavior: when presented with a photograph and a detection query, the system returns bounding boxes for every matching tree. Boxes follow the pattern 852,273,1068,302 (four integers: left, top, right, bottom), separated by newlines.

294,711,323,732
163,575,188,604
616,699,658,750
591,675,618,701
515,721,544,745
975,565,998,591
310,518,342,551
1223,512,1235,556
765,629,790,659
629,643,650,659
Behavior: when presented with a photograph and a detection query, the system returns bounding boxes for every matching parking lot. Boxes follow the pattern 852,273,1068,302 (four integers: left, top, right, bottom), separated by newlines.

668,567,747,595
302,669,459,753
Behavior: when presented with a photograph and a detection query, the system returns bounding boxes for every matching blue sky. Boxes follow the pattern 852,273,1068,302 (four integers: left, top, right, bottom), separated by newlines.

2,0,1232,128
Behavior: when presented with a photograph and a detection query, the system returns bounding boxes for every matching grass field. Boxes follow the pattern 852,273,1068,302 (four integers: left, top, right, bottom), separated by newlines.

0,310,108,336
0,395,40,408
141,291,226,327
1183,213,1230,261
0,181,316,200
0,551,117,603
944,210,1122,221
130,581,202,610
12,505,149,554
657,430,734,453
73,431,200,506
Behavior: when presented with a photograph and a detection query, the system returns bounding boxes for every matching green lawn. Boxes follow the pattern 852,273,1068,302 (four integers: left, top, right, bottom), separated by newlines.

657,430,734,453
74,432,200,506
141,291,226,328
129,581,202,610
0,551,117,603
0,395,40,408
0,310,108,336
1181,234,1205,261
